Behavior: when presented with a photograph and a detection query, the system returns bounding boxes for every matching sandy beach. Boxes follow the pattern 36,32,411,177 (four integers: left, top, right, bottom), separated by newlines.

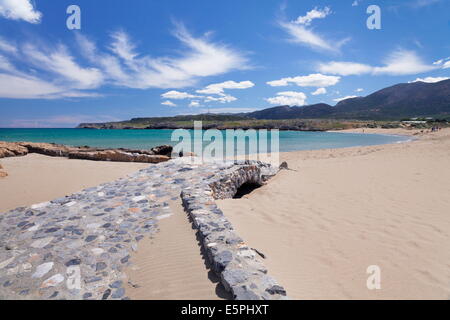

1,128,449,300
218,128,450,299
0,154,149,213
124,200,229,300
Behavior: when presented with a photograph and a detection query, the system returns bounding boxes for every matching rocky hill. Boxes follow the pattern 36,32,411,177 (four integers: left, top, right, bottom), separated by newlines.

77,79,450,129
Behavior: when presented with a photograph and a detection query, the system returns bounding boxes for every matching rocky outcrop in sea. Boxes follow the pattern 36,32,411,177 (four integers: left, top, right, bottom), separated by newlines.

0,141,173,164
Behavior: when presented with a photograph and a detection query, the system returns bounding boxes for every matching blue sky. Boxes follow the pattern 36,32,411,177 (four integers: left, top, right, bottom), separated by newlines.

0,0,449,127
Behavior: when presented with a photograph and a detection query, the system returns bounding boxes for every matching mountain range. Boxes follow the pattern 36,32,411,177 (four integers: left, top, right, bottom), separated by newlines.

78,79,450,129
246,79,450,120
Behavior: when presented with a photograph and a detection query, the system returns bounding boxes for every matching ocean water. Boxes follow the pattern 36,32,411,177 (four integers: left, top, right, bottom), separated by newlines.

0,128,410,153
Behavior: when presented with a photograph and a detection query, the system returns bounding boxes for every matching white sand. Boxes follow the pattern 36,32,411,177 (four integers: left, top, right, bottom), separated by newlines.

217,128,450,299
0,154,149,212
125,200,228,300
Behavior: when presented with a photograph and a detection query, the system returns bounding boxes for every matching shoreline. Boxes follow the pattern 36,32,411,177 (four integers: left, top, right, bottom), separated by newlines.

0,128,417,212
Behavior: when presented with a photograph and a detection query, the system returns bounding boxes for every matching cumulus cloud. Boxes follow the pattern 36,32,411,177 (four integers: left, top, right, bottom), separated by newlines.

409,76,449,83
267,73,340,87
311,87,327,95
161,100,177,107
189,101,201,107
196,80,254,94
161,79,251,105
333,95,358,102
279,7,349,53
294,7,331,26
266,91,307,106
318,49,438,76
161,90,199,100
204,94,237,103
0,0,42,23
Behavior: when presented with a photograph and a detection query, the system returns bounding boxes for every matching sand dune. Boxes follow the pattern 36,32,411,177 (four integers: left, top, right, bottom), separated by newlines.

217,128,450,299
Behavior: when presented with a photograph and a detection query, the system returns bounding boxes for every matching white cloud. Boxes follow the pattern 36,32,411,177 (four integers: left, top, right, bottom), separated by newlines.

356,88,364,92
0,73,97,99
162,80,249,105
0,23,249,100
311,87,326,95
161,90,199,100
352,1,359,6
189,100,201,107
109,31,138,62
279,7,349,53
0,49,100,99
373,50,436,75
76,23,249,90
199,107,258,114
161,100,177,107
267,73,340,87
433,57,450,69
409,76,449,83
0,54,14,72
204,94,237,103
196,80,254,94
23,44,104,89
0,36,16,53
318,61,373,76
333,95,358,102
0,0,42,23
294,7,331,26
318,49,438,76
266,91,307,106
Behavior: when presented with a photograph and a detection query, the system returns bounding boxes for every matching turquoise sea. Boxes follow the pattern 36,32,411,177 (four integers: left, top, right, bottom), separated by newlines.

0,128,410,153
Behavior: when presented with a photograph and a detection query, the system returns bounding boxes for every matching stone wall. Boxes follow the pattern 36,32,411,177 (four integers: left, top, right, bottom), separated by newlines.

181,160,287,300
